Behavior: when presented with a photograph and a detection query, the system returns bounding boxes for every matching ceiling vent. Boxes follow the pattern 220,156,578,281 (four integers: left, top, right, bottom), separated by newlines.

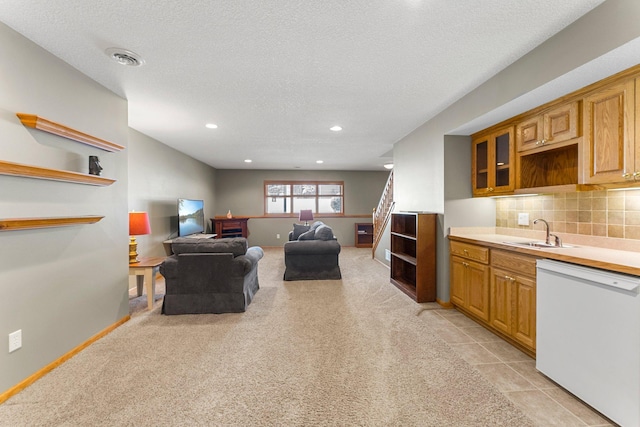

105,48,145,67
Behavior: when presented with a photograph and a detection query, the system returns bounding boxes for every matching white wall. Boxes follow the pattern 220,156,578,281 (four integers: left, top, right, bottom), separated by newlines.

0,23,129,393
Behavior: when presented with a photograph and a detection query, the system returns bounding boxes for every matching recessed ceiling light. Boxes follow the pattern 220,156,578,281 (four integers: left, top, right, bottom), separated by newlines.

330,126,342,132
316,160,324,164
383,163,394,170
105,48,145,67
205,123,218,129
244,159,252,163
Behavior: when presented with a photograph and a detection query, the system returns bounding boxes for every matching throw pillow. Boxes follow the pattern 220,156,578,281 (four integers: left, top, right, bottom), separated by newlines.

309,221,324,232
292,223,310,240
314,224,334,241
298,230,316,240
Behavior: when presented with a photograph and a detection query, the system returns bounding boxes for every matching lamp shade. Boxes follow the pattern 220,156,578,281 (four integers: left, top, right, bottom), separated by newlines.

298,209,314,223
129,211,151,235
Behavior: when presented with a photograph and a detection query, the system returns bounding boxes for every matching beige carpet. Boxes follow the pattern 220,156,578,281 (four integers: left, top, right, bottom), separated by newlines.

0,247,533,426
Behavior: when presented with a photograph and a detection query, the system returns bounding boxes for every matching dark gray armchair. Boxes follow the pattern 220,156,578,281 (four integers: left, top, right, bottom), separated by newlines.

159,237,263,314
283,221,341,281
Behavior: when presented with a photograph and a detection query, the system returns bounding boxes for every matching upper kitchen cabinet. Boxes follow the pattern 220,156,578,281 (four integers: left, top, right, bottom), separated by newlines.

472,126,514,196
516,101,580,153
581,78,636,185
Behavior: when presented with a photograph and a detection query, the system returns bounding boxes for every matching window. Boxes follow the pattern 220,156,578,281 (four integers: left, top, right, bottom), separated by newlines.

265,181,344,216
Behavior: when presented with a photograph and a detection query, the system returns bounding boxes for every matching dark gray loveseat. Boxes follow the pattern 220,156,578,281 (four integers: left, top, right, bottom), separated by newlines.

283,221,341,281
160,237,263,314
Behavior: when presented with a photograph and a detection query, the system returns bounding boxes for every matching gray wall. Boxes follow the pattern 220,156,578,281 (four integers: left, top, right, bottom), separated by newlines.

390,0,640,302
127,129,217,257
215,170,389,246
0,23,129,393
439,136,496,302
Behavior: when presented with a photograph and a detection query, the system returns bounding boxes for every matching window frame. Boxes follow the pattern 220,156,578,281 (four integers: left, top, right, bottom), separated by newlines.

264,180,345,217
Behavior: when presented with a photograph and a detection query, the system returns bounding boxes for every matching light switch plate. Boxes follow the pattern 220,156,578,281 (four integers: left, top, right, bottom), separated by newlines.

518,213,529,226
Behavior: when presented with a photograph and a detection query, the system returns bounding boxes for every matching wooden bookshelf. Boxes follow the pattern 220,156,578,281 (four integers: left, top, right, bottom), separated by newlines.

355,223,373,248
390,212,437,303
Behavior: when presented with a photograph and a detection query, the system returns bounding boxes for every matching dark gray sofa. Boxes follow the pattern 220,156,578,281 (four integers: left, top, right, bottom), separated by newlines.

159,237,263,314
283,221,341,281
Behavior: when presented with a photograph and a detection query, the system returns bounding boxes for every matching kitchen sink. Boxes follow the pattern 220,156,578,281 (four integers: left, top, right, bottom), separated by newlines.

502,241,576,249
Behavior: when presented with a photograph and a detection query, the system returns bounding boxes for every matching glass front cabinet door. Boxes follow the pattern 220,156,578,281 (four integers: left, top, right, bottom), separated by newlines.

472,126,515,196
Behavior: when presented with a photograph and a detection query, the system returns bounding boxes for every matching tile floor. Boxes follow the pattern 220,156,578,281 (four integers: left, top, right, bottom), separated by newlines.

425,307,617,427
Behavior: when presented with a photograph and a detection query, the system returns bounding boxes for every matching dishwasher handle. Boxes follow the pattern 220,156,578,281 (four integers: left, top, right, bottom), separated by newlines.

537,259,640,292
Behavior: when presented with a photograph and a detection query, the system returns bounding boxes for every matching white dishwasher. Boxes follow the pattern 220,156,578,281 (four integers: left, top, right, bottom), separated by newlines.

536,259,640,427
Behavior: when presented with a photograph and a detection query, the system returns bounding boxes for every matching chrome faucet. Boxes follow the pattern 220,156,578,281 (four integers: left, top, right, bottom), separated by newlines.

533,218,562,247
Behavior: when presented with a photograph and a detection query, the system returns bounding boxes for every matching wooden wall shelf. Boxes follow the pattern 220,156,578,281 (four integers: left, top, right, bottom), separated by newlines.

0,160,115,186
0,216,104,231
17,113,124,152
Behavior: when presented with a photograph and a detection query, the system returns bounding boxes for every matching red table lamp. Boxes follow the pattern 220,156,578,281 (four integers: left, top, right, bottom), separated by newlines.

299,209,314,226
129,211,151,264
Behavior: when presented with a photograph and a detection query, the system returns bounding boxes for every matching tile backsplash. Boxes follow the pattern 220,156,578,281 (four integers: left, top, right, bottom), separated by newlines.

496,189,640,240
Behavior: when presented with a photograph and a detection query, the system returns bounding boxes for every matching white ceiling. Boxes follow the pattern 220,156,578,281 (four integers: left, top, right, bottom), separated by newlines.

0,0,605,171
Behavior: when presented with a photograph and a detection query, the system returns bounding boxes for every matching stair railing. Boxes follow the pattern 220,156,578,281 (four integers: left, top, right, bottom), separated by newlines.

372,170,394,257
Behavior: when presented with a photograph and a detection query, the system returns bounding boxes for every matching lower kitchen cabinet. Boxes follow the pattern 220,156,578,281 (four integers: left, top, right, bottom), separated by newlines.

449,241,538,357
449,242,490,322
490,266,536,352
490,250,538,352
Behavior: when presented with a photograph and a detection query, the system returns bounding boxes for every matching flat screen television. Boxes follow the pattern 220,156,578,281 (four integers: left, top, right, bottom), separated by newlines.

178,198,205,236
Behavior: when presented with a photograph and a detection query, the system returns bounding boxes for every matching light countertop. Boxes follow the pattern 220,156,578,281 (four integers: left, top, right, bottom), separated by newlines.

448,227,640,276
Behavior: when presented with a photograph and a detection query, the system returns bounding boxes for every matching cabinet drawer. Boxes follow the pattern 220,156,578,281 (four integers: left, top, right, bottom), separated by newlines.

491,249,538,276
450,241,489,264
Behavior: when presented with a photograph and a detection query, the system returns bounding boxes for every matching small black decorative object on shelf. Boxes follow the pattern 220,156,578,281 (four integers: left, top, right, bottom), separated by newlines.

88,156,102,176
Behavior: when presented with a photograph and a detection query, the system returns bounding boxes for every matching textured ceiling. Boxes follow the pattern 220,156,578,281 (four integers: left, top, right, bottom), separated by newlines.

0,0,605,170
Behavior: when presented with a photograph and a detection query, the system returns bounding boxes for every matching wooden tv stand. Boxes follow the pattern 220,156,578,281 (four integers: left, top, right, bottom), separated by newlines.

211,217,249,239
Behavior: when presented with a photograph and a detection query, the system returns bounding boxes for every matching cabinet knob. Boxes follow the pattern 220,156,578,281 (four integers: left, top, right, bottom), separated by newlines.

487,187,494,192
623,172,634,180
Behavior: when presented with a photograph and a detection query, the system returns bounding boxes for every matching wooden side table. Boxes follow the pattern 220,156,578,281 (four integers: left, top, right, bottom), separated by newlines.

211,217,249,238
129,256,165,310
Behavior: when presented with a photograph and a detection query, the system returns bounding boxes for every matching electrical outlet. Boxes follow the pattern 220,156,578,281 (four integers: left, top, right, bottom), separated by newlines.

385,249,391,261
276,233,280,239
518,212,529,226
9,330,21,353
